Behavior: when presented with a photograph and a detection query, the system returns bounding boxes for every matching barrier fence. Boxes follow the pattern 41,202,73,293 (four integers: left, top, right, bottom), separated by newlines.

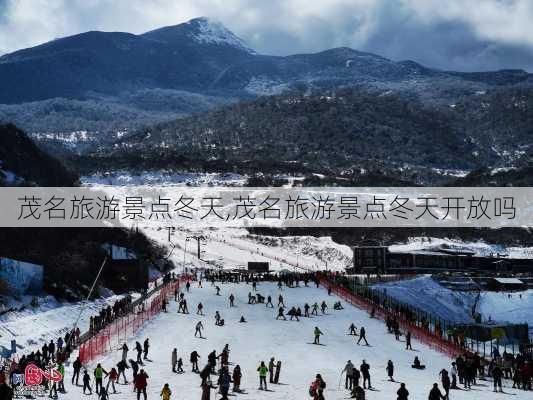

78,277,186,364
319,274,465,358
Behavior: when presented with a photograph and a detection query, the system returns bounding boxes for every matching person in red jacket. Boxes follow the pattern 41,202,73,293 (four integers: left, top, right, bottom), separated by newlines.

134,369,149,400
106,367,118,394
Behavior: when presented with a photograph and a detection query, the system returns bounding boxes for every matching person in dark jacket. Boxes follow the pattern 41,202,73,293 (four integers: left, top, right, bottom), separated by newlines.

428,383,445,400
72,357,82,385
492,364,503,392
134,369,149,400
397,383,409,400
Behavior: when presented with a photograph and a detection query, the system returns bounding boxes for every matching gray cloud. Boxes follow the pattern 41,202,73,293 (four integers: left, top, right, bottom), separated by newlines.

1,0,533,71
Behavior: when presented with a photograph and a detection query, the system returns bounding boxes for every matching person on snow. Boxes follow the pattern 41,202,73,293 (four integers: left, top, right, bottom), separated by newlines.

186,281,191,292
117,359,129,384
357,327,369,345
320,301,327,314
266,296,273,308
386,360,395,381
99,386,110,400
232,365,242,392
177,358,184,373
195,321,205,338
311,303,319,316
269,358,276,384
278,295,285,307
135,341,143,363
289,307,299,321
218,367,232,400
106,367,118,394
172,348,178,372
360,360,372,389
94,363,108,394
215,311,221,325
304,303,311,318
397,383,409,400
428,383,445,400
190,351,200,372
343,360,355,389
412,356,426,370
349,323,357,336
309,374,326,400
120,343,129,362
276,307,287,320
72,356,82,385
216,286,221,296
134,369,149,400
352,367,361,388
229,294,235,307
351,384,365,400
257,361,269,390
239,315,247,323
313,326,323,344
404,331,412,350
130,359,140,380
160,383,172,400
143,338,150,360
200,364,212,385
82,370,92,395
208,350,217,373
197,302,204,315
201,379,216,400
439,369,450,399
491,364,503,392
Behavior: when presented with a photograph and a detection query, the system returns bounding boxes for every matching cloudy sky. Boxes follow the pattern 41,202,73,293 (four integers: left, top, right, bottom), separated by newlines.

1,0,533,71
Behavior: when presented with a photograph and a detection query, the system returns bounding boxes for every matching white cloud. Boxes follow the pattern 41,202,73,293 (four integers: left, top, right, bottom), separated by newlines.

1,0,533,71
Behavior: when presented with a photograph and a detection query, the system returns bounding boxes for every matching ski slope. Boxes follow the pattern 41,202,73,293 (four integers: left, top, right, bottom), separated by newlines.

58,282,529,400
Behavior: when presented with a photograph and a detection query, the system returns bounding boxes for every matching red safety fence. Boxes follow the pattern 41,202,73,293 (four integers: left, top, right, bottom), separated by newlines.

320,276,465,359
79,277,188,364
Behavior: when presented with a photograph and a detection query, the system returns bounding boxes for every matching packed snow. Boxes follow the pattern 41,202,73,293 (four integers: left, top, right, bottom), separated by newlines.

49,281,532,400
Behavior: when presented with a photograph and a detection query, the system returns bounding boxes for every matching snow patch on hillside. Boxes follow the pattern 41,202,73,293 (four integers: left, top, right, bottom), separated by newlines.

189,17,255,54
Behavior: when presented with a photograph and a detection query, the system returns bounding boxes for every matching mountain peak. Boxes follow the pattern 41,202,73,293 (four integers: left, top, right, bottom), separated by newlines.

142,17,255,54
185,17,255,54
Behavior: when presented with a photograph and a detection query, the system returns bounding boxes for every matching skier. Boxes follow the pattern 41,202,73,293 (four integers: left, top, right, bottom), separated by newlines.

439,369,450,399
177,358,184,373
320,301,327,314
257,361,269,390
428,383,445,400
278,295,284,307
357,327,369,345
351,384,365,400
349,323,357,336
120,343,129,362
386,360,394,381
313,326,323,344
216,286,221,295
190,351,200,372
397,383,409,400
160,383,172,400
218,367,232,400
311,302,319,316
99,387,109,400
215,311,221,325
232,365,242,392
289,306,299,321
134,369,149,400
304,303,310,317
186,281,191,292
492,364,503,393
117,359,129,384
229,294,235,307
72,356,82,385
197,302,204,315
405,331,412,350
266,295,274,308
268,357,276,383
94,363,108,395
343,360,355,390
195,321,204,338
171,348,178,372
309,374,326,400
82,370,92,395
360,360,372,389
105,367,118,394
276,306,287,320
135,341,143,363
130,359,140,380
352,366,361,388
143,338,150,360
201,380,216,400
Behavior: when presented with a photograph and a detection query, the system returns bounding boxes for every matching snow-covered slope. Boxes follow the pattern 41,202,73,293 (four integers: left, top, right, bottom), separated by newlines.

57,282,531,400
